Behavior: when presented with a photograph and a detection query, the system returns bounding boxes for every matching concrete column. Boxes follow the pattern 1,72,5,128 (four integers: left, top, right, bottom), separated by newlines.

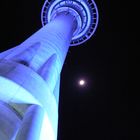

0,12,77,140
0,102,21,140
16,105,55,140
0,12,77,102
0,60,58,137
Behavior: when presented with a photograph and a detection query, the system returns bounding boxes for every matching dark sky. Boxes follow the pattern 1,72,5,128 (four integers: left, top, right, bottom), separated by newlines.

0,0,128,140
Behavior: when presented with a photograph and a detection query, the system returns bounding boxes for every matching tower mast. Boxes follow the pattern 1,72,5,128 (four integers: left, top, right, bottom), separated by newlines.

0,0,99,140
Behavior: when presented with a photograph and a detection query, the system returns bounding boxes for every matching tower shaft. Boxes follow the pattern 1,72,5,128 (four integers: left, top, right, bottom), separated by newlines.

0,12,76,140
0,0,99,139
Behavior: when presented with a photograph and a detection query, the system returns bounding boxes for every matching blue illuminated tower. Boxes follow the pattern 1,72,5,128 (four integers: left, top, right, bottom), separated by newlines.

0,0,98,140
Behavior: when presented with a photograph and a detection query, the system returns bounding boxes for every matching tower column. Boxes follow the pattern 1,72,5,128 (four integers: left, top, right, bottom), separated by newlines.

0,12,77,101
0,12,77,140
1,12,77,72
16,105,54,140
0,0,99,140
0,102,21,140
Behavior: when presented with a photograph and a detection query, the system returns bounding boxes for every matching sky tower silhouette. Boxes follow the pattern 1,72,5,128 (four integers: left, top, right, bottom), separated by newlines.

0,0,99,140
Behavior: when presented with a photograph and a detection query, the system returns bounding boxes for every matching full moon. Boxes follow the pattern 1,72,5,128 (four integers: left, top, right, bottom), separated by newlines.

79,79,86,86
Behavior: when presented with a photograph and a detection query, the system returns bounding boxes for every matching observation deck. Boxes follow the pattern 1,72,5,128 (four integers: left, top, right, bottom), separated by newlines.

41,0,99,46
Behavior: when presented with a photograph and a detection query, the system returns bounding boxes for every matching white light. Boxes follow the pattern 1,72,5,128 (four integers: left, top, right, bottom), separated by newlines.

79,80,85,86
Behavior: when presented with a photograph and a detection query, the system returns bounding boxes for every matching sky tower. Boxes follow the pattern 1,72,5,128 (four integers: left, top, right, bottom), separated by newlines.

0,0,99,140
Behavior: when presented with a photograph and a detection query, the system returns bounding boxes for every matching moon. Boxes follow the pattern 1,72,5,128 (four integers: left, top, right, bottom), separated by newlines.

79,79,86,86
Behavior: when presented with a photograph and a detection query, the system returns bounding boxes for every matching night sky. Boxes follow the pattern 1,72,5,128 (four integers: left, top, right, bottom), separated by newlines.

0,0,128,140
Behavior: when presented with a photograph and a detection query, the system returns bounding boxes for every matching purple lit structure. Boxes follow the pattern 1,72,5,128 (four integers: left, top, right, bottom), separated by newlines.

0,0,99,140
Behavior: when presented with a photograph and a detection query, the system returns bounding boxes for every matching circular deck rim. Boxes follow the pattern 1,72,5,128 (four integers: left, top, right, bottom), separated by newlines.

41,0,99,46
